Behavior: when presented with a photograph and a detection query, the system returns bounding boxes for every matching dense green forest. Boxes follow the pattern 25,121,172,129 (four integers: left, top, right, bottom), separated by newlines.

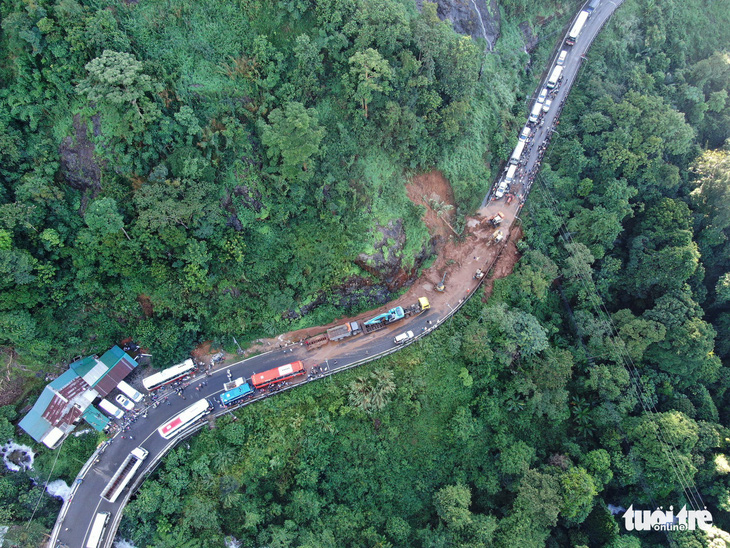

112,0,730,547
3,0,730,546
0,0,551,368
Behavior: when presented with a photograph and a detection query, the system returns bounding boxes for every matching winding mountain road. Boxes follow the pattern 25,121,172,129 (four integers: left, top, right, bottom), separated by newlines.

50,1,624,546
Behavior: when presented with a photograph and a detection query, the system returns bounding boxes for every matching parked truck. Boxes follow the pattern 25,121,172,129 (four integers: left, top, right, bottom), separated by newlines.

327,321,362,341
101,446,149,503
363,306,405,334
510,140,526,165
403,297,430,318
362,298,429,334
547,65,563,89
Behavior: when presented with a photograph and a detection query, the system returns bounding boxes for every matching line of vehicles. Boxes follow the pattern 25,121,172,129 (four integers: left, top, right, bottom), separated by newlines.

491,0,600,201
96,381,144,419
305,297,430,347
83,293,435,545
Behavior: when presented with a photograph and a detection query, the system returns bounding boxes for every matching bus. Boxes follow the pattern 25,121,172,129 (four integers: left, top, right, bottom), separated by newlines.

86,512,110,548
142,359,196,392
158,399,213,439
566,10,589,45
251,361,306,389
220,382,254,407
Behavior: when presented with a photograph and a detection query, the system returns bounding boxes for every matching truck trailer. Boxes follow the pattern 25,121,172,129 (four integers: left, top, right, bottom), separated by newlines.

363,307,405,333
101,446,149,503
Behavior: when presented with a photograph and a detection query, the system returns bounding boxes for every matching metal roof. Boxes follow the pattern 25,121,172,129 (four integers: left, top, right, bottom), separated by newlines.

19,346,138,446
81,405,110,431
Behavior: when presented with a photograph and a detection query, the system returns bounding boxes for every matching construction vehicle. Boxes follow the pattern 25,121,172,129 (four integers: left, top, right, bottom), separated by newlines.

485,212,504,227
474,269,485,280
505,193,515,206
362,307,405,333
436,272,447,292
491,230,504,244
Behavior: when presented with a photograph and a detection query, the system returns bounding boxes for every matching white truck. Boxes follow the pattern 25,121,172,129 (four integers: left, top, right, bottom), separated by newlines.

529,101,542,123
547,65,563,89
510,141,526,165
505,164,517,185
86,512,110,548
101,446,149,503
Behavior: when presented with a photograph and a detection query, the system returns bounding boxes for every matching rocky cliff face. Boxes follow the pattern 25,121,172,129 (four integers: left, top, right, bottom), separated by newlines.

355,219,434,292
415,0,500,49
284,220,434,320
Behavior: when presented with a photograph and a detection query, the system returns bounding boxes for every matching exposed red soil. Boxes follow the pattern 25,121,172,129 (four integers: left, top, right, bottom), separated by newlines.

137,294,154,317
229,170,526,363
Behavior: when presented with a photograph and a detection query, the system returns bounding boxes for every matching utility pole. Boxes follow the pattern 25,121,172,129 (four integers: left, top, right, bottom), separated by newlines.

232,337,243,355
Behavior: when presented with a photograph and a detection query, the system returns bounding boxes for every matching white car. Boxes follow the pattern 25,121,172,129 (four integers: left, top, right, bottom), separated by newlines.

115,394,135,411
394,331,415,345
537,87,548,103
494,181,508,199
542,99,553,113
519,126,531,142
557,50,568,66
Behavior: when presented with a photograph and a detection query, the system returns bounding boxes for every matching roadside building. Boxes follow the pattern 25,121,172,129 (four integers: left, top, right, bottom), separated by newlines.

18,346,138,448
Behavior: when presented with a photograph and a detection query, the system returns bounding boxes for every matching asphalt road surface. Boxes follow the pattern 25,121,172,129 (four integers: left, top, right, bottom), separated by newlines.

52,2,623,547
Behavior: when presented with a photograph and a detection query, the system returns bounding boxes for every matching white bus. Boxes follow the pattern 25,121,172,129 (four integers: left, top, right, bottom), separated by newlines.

142,359,196,392
566,10,589,45
547,65,563,89
510,141,526,165
158,399,213,439
86,512,110,548
117,380,143,403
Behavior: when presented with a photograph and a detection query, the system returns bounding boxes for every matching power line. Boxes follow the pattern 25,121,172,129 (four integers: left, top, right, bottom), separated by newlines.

531,172,706,511
27,442,64,528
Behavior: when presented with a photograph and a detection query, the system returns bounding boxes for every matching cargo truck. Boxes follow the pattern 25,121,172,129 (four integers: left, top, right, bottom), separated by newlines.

327,321,362,341
101,446,149,503
505,164,517,185
510,140,526,165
